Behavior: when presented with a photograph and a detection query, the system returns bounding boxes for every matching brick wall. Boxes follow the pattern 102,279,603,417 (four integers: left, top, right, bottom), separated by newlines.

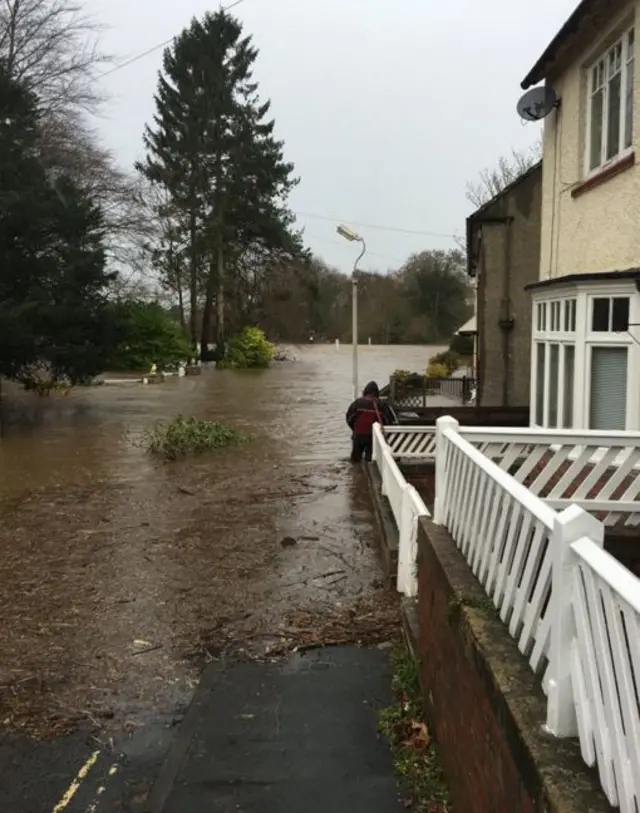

416,517,610,813
402,463,435,512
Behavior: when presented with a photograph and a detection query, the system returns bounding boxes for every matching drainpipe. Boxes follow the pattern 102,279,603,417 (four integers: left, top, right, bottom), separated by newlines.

500,218,514,406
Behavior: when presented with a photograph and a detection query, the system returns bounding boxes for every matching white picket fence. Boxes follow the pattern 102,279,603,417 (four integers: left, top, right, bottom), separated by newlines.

371,424,429,597
371,417,640,811
384,423,640,526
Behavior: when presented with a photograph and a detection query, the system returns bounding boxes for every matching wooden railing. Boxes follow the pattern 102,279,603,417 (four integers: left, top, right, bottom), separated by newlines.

371,424,429,597
387,375,476,408
434,421,558,687
371,417,640,810
560,536,640,812
433,416,640,813
385,422,640,527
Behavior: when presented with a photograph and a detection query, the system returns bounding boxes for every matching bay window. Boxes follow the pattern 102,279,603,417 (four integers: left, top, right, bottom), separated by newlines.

532,286,637,431
587,26,635,174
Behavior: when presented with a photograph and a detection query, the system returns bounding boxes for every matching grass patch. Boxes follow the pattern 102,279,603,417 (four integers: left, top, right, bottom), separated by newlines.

379,646,451,812
144,416,249,461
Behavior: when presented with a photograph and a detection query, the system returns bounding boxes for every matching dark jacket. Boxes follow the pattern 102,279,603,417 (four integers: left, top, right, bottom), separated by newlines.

346,395,393,436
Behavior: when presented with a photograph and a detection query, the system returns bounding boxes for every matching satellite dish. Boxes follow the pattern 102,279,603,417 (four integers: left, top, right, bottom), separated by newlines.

516,85,559,122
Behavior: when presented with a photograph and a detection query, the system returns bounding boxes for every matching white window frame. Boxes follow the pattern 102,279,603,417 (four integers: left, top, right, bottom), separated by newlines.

585,25,635,176
532,296,577,428
531,282,640,431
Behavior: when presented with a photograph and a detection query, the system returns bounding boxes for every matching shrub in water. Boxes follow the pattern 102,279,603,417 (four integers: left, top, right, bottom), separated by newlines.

217,326,275,369
425,362,449,379
144,416,249,461
427,350,459,376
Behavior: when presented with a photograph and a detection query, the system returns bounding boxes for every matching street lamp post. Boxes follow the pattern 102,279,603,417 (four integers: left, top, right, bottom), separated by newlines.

337,224,367,400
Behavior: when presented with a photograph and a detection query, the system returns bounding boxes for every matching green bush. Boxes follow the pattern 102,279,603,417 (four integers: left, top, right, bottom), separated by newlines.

426,362,449,379
217,326,275,369
144,416,249,461
449,333,474,356
107,301,192,372
392,369,412,382
427,350,459,376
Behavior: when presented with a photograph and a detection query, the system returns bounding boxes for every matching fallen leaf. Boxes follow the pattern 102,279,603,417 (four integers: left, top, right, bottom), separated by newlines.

402,719,429,749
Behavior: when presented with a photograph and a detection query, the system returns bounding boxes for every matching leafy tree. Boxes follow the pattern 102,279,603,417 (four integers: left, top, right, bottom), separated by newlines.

138,10,299,352
400,250,472,341
106,301,192,372
0,65,117,384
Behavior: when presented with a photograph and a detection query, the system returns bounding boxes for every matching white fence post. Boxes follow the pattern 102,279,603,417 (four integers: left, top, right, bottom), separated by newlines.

546,504,604,737
397,485,421,597
433,416,459,525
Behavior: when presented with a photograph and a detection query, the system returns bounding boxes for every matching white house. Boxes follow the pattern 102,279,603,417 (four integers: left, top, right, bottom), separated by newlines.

522,0,640,431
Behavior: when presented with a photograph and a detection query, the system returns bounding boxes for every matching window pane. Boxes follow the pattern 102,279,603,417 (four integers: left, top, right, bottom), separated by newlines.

589,346,628,430
535,343,545,425
606,70,622,160
625,51,635,148
563,345,575,428
590,88,604,169
570,299,576,331
592,297,610,331
612,297,630,331
548,344,559,428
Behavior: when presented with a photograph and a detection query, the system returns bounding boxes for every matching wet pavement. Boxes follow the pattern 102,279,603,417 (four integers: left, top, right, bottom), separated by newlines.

0,344,444,811
150,648,404,813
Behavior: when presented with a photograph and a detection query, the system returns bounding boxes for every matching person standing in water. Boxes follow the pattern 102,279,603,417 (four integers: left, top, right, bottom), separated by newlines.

345,381,393,463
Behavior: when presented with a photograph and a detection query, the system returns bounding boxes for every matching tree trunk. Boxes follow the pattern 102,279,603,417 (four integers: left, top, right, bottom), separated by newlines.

176,269,186,331
188,208,198,350
215,239,225,347
200,253,218,355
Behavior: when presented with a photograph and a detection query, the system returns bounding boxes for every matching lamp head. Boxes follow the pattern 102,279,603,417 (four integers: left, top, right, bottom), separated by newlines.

336,224,362,242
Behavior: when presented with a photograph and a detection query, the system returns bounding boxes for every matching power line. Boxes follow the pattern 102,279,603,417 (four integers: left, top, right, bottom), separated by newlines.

99,0,247,80
293,210,458,240
306,233,404,266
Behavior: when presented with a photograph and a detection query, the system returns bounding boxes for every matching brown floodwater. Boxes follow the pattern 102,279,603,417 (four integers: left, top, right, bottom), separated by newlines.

0,344,444,740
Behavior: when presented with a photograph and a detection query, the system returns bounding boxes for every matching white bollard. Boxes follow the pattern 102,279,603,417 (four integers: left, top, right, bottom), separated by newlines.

335,339,340,352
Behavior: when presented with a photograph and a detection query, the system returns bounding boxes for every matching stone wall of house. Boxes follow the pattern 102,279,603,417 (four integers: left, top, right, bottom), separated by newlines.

472,163,542,408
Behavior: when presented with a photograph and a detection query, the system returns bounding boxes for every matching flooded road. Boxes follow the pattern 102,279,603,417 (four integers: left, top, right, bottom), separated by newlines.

0,344,443,752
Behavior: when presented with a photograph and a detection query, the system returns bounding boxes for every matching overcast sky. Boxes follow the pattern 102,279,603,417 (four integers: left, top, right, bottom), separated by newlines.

86,0,578,273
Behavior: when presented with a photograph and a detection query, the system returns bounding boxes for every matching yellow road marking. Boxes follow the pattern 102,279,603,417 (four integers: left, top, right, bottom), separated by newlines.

52,750,100,813
85,762,119,812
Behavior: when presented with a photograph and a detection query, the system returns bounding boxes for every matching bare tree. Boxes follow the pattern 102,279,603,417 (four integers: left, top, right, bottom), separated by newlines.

37,112,154,285
138,182,192,323
0,0,109,117
466,140,542,208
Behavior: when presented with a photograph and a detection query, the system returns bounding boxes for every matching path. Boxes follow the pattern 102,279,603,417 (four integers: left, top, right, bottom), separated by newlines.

147,648,403,813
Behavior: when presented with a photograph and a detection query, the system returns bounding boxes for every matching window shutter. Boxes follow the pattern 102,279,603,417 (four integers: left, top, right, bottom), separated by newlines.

589,346,628,430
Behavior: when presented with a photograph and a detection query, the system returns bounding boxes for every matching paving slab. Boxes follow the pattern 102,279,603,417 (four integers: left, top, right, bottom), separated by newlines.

149,646,404,813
